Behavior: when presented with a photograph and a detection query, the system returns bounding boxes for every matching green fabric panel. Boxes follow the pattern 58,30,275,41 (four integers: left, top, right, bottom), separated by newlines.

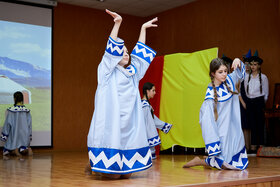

159,48,218,150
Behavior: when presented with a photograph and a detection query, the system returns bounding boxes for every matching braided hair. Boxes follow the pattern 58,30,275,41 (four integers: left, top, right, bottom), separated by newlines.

259,68,263,93
13,91,24,106
209,58,239,121
142,82,155,118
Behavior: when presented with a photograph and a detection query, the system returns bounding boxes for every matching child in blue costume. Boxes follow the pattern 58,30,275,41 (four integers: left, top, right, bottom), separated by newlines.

87,9,158,179
183,58,248,170
141,82,173,159
1,91,32,156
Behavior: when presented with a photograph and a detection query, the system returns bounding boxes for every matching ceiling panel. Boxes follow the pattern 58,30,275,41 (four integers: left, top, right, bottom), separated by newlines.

57,0,196,17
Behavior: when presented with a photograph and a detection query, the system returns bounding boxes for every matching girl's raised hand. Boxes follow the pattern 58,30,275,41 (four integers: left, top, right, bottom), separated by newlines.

106,9,122,23
231,58,241,71
142,17,158,29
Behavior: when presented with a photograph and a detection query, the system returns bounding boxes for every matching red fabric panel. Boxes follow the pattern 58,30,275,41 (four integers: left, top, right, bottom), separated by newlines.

139,56,164,156
139,56,164,116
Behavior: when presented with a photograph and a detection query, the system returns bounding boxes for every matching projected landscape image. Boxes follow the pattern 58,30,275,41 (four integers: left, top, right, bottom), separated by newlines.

0,20,52,145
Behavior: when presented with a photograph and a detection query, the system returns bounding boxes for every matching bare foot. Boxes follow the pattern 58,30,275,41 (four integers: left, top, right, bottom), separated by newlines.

183,156,204,168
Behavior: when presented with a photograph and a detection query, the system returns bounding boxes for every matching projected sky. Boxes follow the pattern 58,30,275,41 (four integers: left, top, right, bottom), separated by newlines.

0,20,51,70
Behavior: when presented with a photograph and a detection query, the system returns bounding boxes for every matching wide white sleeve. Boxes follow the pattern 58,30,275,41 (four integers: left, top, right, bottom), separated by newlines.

262,74,269,102
154,115,172,134
130,41,156,81
97,36,124,84
199,100,221,156
228,61,246,85
0,111,11,142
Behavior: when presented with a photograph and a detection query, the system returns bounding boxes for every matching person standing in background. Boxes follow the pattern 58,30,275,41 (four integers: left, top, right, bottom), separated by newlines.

244,50,269,153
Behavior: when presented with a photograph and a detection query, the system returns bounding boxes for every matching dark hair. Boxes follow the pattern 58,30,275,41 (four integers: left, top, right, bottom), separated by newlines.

221,56,233,73
142,82,155,118
209,58,238,121
13,91,24,106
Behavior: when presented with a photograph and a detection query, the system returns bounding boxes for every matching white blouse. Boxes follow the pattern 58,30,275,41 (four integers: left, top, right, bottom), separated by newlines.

244,73,269,102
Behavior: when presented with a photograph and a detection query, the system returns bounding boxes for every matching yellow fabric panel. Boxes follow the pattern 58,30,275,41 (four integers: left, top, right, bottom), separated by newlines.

159,48,218,150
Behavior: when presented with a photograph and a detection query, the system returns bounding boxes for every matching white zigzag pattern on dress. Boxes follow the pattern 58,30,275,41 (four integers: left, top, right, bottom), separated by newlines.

106,43,123,54
123,150,151,168
148,137,161,145
133,46,154,62
89,151,123,169
206,80,233,101
89,149,151,169
232,152,247,168
209,157,221,169
207,144,220,153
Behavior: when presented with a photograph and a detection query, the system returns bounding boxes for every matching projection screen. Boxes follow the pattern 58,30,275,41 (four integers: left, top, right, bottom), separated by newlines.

0,1,52,146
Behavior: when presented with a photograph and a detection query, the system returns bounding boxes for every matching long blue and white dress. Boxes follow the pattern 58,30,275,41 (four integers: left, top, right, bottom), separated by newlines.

141,100,172,158
1,105,32,154
200,62,248,170
87,36,156,174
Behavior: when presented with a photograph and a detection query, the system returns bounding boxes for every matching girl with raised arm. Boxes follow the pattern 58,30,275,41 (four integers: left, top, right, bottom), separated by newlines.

87,9,158,179
183,58,248,170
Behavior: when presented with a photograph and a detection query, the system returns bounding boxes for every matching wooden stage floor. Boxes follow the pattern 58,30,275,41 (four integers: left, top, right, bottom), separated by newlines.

0,151,280,187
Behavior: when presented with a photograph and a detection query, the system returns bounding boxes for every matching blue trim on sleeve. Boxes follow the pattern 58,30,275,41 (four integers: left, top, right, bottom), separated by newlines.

161,123,172,134
240,61,246,79
1,133,8,142
227,74,235,92
131,42,156,64
126,64,137,74
137,41,156,54
105,37,124,56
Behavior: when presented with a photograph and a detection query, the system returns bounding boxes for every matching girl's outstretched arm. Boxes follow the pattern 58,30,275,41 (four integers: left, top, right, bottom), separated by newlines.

106,9,122,40
138,17,158,44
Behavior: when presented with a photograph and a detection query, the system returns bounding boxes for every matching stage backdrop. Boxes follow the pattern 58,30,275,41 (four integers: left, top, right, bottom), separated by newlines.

140,47,218,150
